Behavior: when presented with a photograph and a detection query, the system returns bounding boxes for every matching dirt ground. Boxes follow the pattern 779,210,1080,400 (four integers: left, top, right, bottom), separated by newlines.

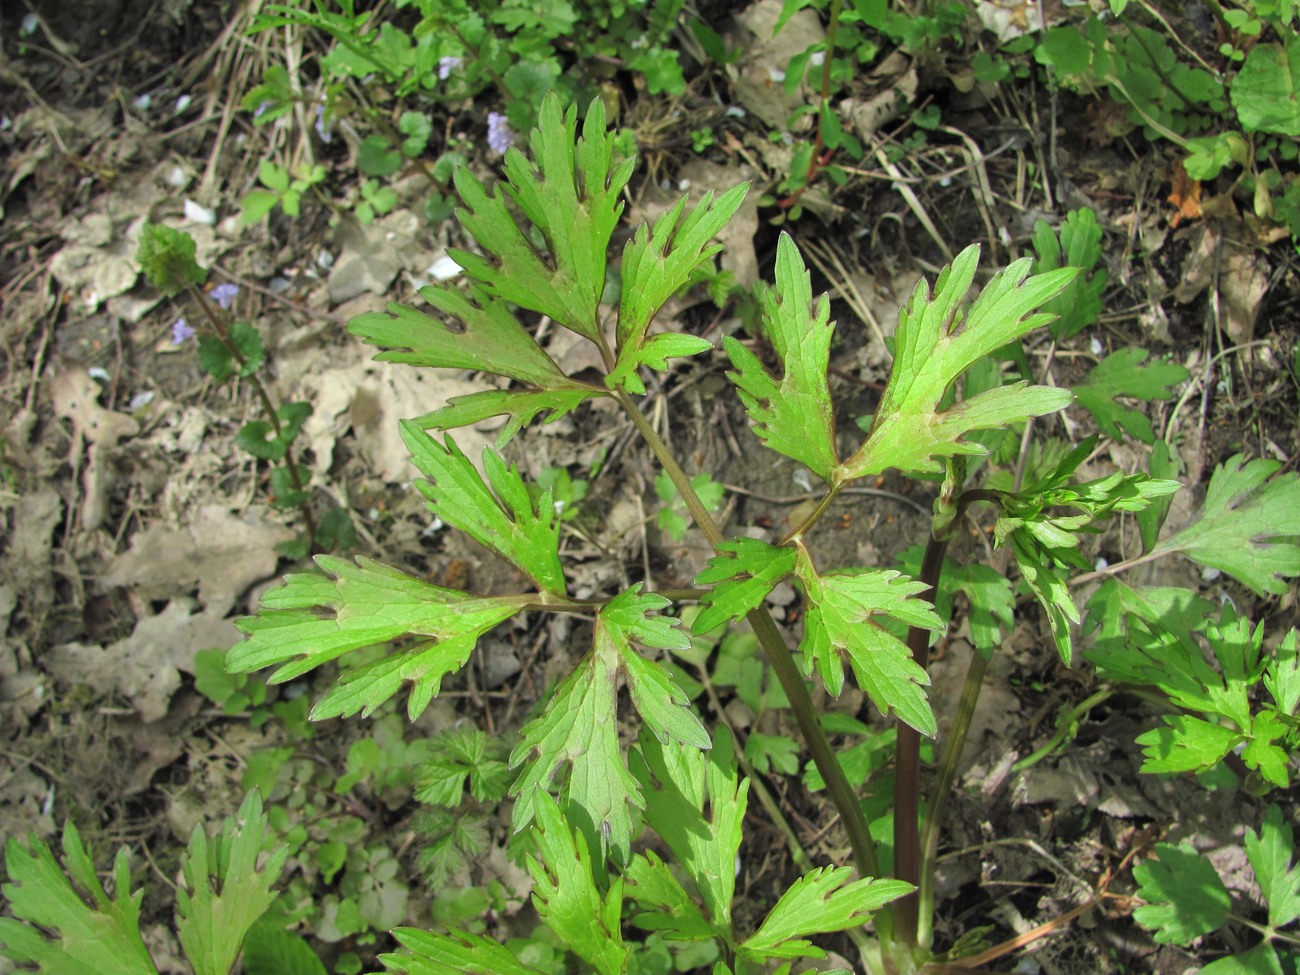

2,1,1299,974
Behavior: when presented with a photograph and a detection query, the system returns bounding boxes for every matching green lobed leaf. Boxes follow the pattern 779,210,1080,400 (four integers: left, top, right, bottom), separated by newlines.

625,850,722,941
740,867,914,961
1071,348,1189,444
1152,454,1300,595
945,561,1015,660
349,283,572,388
0,823,158,975
1232,37,1300,136
606,333,716,394
603,586,710,750
1135,715,1244,775
414,387,601,443
526,791,630,975
401,423,565,594
451,95,634,341
722,233,838,482
1031,207,1108,341
616,181,749,358
1245,805,1300,930
1133,841,1232,943
842,246,1076,479
794,549,941,736
381,927,549,974
137,222,207,296
693,538,798,634
176,791,288,975
632,728,748,932
228,555,530,720
509,631,641,867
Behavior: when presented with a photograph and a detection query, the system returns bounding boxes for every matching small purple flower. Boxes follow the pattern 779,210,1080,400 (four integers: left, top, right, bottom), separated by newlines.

314,103,332,143
438,56,462,80
211,283,240,310
172,318,195,344
487,112,513,154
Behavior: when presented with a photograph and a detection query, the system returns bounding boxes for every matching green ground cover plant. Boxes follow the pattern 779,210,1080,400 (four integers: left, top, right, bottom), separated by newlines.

5,74,1300,975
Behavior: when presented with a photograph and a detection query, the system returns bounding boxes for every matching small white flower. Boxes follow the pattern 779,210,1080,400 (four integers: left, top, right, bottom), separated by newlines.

175,94,192,113
21,13,39,36
768,67,787,83
1090,336,1104,356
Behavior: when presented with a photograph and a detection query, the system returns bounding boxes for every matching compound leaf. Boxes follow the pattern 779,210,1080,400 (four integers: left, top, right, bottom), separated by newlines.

794,550,941,736
722,233,838,481
1246,805,1300,930
176,792,288,975
843,246,1076,479
1133,842,1231,943
617,182,749,355
451,95,634,341
402,423,565,594
740,867,913,961
527,791,630,975
1152,454,1300,596
1072,348,1188,444
0,824,157,975
693,539,798,634
228,555,530,719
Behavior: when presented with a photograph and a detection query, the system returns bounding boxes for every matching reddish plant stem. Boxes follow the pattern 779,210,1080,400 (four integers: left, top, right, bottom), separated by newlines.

892,529,950,947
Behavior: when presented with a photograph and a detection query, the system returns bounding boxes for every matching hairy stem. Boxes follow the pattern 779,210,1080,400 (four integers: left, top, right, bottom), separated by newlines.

615,389,887,913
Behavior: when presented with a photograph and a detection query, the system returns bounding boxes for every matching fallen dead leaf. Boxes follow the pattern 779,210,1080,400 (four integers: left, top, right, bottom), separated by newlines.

50,366,139,532
47,599,240,723
102,504,294,616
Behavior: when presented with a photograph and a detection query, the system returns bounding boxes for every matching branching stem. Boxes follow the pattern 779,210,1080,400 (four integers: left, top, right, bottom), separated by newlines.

614,389,887,928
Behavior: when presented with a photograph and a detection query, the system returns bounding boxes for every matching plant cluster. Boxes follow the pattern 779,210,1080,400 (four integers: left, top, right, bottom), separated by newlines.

7,65,1300,975
136,225,356,557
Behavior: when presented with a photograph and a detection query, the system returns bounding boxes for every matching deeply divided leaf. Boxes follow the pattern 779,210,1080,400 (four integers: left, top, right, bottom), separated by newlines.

1072,348,1188,444
527,792,630,975
1152,454,1300,595
740,867,913,961
693,539,799,634
228,555,531,720
401,423,565,593
0,824,157,975
616,182,749,355
508,587,707,868
632,728,748,932
450,96,634,341
723,234,839,482
842,247,1076,479
176,791,288,975
794,549,941,736
1133,842,1231,944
